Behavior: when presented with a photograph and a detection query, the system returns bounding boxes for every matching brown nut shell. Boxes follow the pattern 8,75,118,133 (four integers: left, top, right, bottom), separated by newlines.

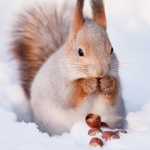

90,138,104,147
85,114,101,128
100,122,110,128
102,131,120,141
88,128,102,136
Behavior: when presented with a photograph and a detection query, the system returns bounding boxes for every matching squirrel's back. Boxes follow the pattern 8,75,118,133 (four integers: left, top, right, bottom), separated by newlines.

11,4,72,98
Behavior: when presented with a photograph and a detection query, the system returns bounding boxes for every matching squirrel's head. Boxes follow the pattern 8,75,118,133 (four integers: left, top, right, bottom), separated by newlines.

64,0,118,80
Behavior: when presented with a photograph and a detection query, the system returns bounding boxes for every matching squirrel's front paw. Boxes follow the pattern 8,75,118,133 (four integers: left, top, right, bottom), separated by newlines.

99,76,116,94
83,78,98,94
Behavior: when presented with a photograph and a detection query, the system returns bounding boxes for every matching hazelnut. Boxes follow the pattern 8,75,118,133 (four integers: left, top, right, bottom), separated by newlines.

100,122,110,128
85,114,101,128
90,138,103,147
102,131,120,141
88,128,102,136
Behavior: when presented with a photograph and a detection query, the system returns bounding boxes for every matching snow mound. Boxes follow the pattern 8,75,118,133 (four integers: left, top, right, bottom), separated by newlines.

127,100,150,132
0,101,150,149
0,107,90,150
0,61,31,122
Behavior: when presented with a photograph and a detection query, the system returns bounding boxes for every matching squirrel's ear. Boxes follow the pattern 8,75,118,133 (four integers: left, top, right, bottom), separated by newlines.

72,0,84,32
91,0,107,30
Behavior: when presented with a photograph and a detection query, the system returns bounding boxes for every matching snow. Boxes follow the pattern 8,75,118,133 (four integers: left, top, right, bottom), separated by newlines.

127,100,150,132
0,101,150,150
0,0,150,149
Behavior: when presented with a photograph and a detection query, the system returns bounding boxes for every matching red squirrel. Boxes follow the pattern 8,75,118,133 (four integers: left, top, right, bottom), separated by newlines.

12,0,125,135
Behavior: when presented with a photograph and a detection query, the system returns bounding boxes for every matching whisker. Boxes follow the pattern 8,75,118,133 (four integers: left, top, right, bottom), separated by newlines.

110,69,130,82
117,55,136,62
119,67,150,82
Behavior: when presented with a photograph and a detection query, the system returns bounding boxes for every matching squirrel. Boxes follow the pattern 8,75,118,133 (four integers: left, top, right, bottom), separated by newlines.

12,0,125,135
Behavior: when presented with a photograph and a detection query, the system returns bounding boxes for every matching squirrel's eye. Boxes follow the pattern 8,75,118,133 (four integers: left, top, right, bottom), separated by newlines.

78,48,84,57
110,47,113,55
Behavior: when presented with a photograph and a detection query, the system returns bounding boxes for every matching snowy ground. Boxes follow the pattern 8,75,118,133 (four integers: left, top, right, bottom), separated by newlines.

0,0,150,149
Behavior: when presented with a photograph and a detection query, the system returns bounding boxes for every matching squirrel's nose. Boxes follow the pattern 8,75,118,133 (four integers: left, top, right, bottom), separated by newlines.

94,69,104,78
95,67,108,78
88,66,108,78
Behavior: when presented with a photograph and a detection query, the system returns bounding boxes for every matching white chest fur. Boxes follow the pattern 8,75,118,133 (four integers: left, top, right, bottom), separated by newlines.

30,48,125,135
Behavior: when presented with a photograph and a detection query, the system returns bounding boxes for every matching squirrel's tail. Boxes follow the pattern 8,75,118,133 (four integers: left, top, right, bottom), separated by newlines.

11,3,72,98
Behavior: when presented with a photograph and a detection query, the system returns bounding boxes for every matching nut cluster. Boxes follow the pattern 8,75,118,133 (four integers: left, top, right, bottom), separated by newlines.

85,113,127,147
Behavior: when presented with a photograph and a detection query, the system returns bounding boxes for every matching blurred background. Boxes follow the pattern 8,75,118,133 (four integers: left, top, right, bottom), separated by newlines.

0,0,150,121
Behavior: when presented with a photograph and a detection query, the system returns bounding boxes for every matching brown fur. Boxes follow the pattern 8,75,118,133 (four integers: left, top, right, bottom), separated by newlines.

91,0,106,29
100,77,119,106
83,78,98,94
69,79,88,109
11,5,72,98
73,0,84,32
70,76,118,109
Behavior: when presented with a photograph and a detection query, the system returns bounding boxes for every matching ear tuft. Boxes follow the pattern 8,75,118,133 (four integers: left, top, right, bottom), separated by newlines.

73,0,84,32
91,0,107,30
